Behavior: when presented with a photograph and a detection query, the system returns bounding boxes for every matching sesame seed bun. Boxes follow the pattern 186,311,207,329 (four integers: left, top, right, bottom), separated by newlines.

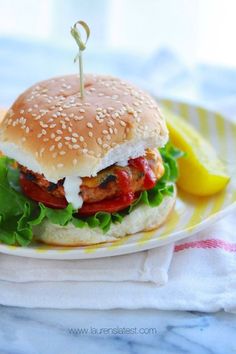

33,189,176,246
0,74,168,181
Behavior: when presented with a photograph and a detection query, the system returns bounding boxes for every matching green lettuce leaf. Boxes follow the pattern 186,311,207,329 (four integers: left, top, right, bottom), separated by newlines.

0,143,183,246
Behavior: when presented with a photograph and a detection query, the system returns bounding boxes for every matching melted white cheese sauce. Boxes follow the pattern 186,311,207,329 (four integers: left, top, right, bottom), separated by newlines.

116,159,129,167
63,176,83,209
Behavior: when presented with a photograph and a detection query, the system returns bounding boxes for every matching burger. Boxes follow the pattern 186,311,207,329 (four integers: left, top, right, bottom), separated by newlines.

0,74,180,246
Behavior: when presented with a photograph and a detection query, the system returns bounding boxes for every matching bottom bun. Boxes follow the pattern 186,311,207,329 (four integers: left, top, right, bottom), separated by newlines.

33,188,176,246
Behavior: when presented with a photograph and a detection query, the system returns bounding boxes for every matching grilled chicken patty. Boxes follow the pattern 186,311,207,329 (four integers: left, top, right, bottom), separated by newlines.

19,149,164,204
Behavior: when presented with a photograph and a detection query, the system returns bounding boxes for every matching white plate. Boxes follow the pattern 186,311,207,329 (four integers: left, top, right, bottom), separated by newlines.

1,100,236,259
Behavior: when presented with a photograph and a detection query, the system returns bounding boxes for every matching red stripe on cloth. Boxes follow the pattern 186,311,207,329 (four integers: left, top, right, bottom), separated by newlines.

174,239,236,253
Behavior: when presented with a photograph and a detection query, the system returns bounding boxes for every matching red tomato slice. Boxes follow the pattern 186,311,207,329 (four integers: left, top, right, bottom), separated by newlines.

20,174,136,214
78,193,136,216
20,174,68,209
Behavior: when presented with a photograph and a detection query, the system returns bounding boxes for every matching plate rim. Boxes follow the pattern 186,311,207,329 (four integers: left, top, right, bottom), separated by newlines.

0,99,235,259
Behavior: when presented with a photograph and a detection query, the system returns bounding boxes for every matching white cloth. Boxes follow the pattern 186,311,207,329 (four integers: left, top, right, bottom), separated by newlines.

0,245,173,284
0,211,235,312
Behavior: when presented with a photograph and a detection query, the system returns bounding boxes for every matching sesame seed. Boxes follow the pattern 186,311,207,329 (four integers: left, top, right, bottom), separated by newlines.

109,128,113,134
107,120,115,126
49,145,55,151
127,107,134,114
112,113,119,119
39,148,45,156
58,142,63,149
40,121,48,128
19,117,26,124
72,133,79,137
65,137,71,141
79,109,85,113
74,115,83,121
97,138,102,145
20,110,24,114
82,148,88,154
59,151,66,155
50,124,56,128
9,109,14,117
56,130,63,135
25,127,30,133
71,138,77,143
55,136,61,142
103,143,109,149
68,127,72,133
79,136,84,142
120,120,126,127
102,130,108,135
73,144,80,149
87,122,93,128
88,131,93,137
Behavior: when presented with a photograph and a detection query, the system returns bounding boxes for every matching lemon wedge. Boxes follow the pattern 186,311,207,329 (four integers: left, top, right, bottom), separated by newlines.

162,107,230,196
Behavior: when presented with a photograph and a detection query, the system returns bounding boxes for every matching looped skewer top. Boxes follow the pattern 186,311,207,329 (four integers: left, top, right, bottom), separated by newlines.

71,21,90,98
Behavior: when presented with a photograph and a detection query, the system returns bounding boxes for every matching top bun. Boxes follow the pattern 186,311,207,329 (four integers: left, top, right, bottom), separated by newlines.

0,74,168,181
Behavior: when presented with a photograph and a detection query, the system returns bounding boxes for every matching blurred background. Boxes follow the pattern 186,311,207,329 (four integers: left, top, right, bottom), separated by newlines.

0,0,236,117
